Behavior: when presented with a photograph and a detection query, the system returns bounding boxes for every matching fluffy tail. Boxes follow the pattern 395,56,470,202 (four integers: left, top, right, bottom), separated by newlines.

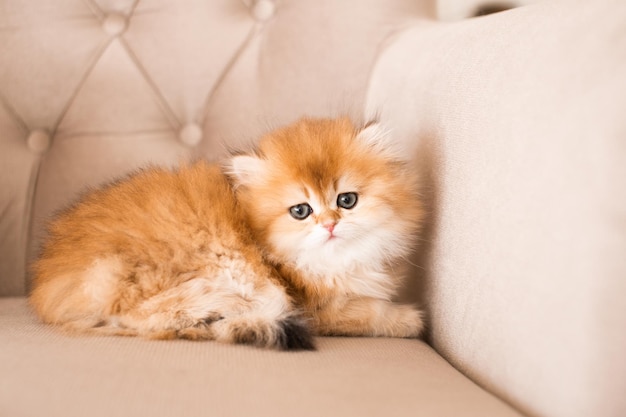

278,316,317,350
209,313,316,351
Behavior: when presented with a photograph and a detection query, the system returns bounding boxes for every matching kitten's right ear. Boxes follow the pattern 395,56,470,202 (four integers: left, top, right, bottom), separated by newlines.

226,154,266,187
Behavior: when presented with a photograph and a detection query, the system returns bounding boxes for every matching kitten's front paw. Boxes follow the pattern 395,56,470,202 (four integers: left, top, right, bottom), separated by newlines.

315,298,425,339
390,305,425,338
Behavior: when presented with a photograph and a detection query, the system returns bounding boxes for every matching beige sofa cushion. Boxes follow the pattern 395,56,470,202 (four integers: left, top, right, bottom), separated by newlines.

0,298,522,417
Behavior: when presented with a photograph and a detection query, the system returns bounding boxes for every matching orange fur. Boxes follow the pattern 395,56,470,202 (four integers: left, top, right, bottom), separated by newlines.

30,117,424,349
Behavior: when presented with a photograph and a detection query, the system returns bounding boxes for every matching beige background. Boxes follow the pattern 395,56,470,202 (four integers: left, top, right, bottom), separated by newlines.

1,1,625,416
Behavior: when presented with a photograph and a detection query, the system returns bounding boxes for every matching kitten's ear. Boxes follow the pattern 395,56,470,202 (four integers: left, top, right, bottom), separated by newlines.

226,154,266,187
356,121,388,144
356,121,404,160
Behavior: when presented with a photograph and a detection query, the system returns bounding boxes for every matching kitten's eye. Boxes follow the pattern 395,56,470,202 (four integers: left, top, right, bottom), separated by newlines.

337,192,358,210
289,203,313,220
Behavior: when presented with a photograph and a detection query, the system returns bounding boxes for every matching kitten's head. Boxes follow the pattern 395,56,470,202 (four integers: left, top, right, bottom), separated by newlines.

227,117,423,276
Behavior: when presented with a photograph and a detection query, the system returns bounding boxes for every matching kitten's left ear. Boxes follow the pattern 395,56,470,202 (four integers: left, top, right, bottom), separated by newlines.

356,121,403,160
226,154,266,187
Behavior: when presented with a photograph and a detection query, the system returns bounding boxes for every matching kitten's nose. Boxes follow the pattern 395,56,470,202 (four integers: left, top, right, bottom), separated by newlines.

319,211,340,234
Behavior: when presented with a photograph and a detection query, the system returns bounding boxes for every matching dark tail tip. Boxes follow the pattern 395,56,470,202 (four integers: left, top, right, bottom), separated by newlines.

277,316,316,351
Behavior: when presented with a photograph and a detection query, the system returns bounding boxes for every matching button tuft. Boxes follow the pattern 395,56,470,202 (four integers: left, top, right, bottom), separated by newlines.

252,0,275,21
103,13,127,36
178,123,203,147
27,130,51,153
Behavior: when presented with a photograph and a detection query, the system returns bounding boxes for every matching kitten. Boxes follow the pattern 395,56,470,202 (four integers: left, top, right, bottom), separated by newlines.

30,117,424,350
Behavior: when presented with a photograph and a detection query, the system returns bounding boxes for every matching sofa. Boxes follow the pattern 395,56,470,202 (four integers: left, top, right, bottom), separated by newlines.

1,1,624,416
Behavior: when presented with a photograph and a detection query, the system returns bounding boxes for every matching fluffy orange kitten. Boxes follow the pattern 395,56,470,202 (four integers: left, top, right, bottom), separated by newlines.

30,117,424,350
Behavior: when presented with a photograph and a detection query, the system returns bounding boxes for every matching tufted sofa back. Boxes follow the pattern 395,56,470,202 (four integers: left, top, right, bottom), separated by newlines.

0,0,434,296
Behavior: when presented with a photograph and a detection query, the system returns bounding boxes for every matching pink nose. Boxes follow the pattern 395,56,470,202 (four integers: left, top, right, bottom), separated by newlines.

324,222,336,233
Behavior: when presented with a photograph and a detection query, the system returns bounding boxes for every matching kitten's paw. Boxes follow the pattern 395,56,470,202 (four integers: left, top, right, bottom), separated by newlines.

175,312,224,340
196,313,225,327
390,305,425,338
314,298,424,339
131,311,224,340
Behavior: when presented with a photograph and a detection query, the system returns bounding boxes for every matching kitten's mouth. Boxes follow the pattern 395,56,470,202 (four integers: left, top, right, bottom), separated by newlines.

321,224,341,243
325,232,339,242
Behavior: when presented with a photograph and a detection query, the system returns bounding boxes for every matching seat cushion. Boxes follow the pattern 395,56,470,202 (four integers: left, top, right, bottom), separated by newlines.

0,298,522,417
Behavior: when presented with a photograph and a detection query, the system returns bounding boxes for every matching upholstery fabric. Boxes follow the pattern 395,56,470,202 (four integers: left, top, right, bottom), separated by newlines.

2,0,625,416
366,1,626,416
0,298,522,417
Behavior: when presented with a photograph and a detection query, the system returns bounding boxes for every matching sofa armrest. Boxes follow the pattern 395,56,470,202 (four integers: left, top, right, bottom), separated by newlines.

366,1,626,416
